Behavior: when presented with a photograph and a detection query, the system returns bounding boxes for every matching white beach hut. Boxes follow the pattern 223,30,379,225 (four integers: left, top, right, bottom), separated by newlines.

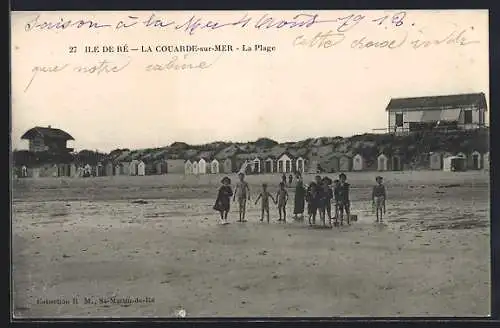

470,151,481,170
198,158,207,174
352,154,364,171
253,157,261,174
184,160,193,175
377,154,388,171
295,157,305,173
192,161,199,175
137,160,146,176
278,153,293,173
210,159,220,174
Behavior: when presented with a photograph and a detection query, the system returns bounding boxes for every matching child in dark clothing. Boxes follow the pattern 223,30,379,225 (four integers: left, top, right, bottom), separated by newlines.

306,182,318,225
337,173,351,225
333,179,340,226
322,177,334,226
372,176,387,223
214,176,233,224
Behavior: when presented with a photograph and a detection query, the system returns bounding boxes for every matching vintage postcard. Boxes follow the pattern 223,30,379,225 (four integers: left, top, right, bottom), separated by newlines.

11,10,489,318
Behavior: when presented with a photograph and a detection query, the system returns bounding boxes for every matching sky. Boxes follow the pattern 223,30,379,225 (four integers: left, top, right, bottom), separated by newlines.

11,10,489,152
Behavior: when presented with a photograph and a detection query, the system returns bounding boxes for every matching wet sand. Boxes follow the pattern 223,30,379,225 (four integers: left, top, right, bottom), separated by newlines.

12,171,490,317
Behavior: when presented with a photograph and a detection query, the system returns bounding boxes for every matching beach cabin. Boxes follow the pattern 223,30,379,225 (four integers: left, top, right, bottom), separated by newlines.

121,162,131,175
483,152,489,171
252,157,261,174
339,155,351,172
377,154,388,171
70,164,77,177
50,164,58,177
391,154,403,171
57,164,65,177
114,164,121,176
192,161,199,175
456,152,467,160
105,163,114,176
278,153,293,174
129,160,139,176
352,154,364,171
156,161,166,175
330,156,340,173
211,159,220,174
443,156,467,172
264,157,275,173
96,163,104,177
198,158,207,174
137,161,146,176
184,160,193,175
429,152,443,170
145,162,156,175
223,158,233,173
470,151,481,170
295,157,305,174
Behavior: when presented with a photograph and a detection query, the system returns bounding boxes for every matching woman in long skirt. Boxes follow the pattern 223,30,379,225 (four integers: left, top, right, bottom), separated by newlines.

293,174,306,220
214,176,233,224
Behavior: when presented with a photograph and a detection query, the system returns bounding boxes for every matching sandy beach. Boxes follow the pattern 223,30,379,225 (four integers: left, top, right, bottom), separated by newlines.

12,171,490,318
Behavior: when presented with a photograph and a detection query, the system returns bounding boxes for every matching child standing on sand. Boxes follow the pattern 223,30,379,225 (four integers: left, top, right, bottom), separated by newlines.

276,182,289,222
337,173,351,225
255,183,276,223
233,172,251,222
333,179,341,226
372,176,387,223
214,176,233,225
306,182,318,225
322,177,334,226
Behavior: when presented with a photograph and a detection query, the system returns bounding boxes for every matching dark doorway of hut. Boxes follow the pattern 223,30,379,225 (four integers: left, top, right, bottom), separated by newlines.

265,161,272,173
472,153,480,170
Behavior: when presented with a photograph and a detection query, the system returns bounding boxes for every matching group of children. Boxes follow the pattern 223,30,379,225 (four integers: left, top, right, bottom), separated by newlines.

213,172,387,226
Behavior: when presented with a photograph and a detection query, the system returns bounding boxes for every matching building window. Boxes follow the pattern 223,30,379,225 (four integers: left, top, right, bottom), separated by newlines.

395,113,404,127
464,110,473,124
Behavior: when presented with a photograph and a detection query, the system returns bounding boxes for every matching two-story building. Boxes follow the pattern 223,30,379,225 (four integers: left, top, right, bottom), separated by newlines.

21,126,74,153
386,92,487,134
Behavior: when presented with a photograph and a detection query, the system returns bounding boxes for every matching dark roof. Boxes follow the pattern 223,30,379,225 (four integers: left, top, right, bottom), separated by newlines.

21,126,74,140
386,92,487,112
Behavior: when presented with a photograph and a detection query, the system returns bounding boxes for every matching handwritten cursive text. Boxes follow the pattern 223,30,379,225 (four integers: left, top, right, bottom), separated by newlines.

23,11,408,35
145,54,222,71
24,60,130,92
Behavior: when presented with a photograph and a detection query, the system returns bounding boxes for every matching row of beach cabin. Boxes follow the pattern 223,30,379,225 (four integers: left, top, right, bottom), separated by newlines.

14,151,489,178
184,155,306,175
185,151,489,175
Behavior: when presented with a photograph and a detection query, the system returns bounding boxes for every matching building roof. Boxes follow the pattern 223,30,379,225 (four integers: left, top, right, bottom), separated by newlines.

386,92,487,112
21,126,74,140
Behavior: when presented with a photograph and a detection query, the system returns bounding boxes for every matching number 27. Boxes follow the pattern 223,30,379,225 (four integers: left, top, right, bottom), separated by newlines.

69,46,77,53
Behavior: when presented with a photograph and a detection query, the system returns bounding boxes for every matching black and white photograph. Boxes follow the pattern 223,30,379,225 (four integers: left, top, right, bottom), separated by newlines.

11,10,490,318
